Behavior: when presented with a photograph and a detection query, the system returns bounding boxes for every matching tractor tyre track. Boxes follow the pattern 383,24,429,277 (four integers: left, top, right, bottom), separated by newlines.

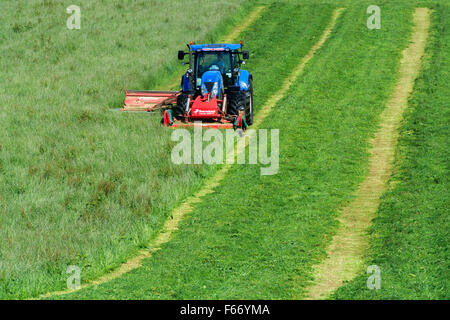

39,7,344,299
305,8,431,300
221,5,266,43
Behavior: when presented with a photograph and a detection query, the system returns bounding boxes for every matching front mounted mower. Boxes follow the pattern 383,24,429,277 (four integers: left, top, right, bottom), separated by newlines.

122,41,253,130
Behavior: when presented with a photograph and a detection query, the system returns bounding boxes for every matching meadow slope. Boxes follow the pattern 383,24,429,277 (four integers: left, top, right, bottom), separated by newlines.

0,0,448,300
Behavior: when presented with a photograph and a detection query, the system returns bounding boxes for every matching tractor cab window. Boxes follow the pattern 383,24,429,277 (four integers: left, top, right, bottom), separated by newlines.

231,52,240,69
195,52,232,80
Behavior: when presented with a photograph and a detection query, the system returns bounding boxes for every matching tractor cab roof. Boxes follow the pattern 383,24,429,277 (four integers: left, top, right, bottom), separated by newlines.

190,44,242,52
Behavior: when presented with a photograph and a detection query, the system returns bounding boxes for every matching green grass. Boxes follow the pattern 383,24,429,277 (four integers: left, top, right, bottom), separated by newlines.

0,0,250,299
332,4,449,300
1,0,448,300
59,2,424,299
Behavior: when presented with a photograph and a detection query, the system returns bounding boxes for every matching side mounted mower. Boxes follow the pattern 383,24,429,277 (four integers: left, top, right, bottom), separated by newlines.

122,41,253,130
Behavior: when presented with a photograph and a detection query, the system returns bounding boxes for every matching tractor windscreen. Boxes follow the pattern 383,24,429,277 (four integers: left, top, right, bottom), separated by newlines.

195,52,232,80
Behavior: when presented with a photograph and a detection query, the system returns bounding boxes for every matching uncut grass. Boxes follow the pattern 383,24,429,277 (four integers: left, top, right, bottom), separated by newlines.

0,0,250,299
332,4,449,300
60,3,416,299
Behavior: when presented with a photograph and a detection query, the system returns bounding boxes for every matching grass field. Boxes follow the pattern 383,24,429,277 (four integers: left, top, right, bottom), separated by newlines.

0,0,448,300
57,2,439,299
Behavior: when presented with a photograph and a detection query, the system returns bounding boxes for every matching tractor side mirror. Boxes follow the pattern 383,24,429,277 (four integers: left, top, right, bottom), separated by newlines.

242,50,249,59
178,51,185,60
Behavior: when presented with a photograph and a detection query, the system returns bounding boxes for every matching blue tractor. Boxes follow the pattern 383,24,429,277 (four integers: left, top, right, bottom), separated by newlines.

172,42,253,128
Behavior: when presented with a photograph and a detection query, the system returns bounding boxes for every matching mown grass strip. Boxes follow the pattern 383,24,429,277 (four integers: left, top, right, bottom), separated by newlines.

221,5,266,43
305,7,431,300
332,4,449,300
252,8,344,128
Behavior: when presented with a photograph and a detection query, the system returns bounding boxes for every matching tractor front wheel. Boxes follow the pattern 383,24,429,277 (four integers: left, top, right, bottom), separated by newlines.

227,86,253,126
227,91,245,117
245,79,254,125
173,93,189,119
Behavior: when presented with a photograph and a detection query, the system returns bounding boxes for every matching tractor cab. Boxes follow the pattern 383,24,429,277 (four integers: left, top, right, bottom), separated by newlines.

195,52,227,99
196,51,231,77
178,43,249,97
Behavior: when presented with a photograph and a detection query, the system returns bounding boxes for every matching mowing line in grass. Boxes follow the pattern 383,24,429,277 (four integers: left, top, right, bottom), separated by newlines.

42,6,343,300
305,8,431,300
221,5,266,43
252,7,345,128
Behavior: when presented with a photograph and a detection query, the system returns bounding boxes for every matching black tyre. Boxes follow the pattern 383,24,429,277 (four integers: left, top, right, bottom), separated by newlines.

173,93,188,119
245,79,254,125
227,90,245,117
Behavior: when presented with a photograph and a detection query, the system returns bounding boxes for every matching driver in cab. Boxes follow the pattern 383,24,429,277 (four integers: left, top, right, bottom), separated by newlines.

211,53,226,73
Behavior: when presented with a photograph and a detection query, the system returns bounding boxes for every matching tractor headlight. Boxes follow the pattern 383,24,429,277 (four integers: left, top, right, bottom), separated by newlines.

211,82,219,97
201,83,207,96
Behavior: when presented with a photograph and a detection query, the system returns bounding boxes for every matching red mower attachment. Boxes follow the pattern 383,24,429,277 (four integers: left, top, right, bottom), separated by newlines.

168,93,243,130
122,90,179,112
189,96,221,119
121,90,248,131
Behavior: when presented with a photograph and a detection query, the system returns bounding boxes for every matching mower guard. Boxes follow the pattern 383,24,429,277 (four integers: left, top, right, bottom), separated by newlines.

171,122,234,129
189,96,221,120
